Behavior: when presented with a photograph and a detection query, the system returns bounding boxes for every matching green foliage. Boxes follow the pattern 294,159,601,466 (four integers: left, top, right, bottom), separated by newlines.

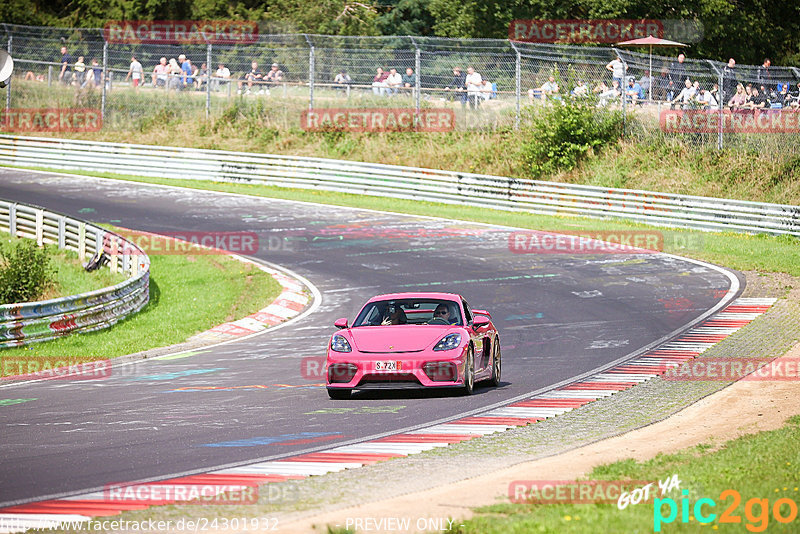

0,240,56,305
2,0,798,65
519,99,623,178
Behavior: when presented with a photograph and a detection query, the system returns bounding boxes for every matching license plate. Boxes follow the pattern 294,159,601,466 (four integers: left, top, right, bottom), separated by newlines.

375,361,402,371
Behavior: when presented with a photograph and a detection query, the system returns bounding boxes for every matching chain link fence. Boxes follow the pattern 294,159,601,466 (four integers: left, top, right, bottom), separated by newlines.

2,24,799,151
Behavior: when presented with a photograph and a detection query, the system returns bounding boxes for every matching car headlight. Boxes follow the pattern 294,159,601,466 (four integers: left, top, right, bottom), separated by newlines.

433,333,461,351
330,335,352,353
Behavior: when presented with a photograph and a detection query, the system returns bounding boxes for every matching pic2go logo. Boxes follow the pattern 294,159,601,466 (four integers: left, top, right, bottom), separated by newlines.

654,489,798,532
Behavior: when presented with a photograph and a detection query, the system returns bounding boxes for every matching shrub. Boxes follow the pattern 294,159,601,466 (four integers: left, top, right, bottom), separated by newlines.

0,240,56,304
519,99,624,178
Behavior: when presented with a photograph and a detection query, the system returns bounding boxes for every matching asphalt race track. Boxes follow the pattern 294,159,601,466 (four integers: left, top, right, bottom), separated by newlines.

0,168,741,506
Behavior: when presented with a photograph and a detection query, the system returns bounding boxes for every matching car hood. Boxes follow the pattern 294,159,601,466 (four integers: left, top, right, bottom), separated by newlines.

349,325,456,353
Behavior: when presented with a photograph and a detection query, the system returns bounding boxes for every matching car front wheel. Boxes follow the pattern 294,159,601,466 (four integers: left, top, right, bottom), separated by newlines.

461,346,474,396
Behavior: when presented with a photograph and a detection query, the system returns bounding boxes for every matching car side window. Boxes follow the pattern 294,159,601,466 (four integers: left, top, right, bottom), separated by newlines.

462,299,473,324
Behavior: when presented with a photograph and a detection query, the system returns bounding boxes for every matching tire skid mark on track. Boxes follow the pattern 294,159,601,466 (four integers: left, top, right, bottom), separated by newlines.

0,298,775,532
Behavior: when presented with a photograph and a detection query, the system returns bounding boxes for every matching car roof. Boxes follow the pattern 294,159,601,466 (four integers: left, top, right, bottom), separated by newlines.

367,292,462,302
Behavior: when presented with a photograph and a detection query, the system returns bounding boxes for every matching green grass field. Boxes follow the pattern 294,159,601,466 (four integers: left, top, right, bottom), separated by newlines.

0,248,282,361
0,233,125,301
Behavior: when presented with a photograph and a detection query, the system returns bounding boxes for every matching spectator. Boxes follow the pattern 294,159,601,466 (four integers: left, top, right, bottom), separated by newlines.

125,55,143,89
238,61,263,94
213,63,230,91
756,58,771,89
372,67,389,96
697,88,717,109
655,67,670,101
24,71,46,82
264,63,284,89
539,75,559,97
152,57,169,88
745,87,767,110
710,83,719,98
480,79,494,100
625,76,643,104
402,67,416,90
333,70,351,93
59,46,73,85
593,80,608,94
790,82,800,108
637,71,652,100
727,84,748,109
721,58,738,103
773,83,790,108
179,55,193,89
168,58,182,90
606,56,624,87
670,78,696,109
444,67,467,106
74,56,86,86
194,62,209,90
571,80,589,97
465,66,482,108
385,67,403,96
597,80,621,107
667,53,687,100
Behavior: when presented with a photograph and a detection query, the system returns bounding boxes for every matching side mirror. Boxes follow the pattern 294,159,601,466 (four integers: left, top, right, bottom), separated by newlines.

472,309,492,319
472,316,490,329
334,318,349,329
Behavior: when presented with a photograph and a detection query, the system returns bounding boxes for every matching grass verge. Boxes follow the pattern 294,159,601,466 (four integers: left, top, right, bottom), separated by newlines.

450,415,800,533
0,250,283,361
7,165,800,277
0,233,125,301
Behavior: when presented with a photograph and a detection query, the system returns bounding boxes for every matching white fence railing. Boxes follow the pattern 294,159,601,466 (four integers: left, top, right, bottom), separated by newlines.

0,135,798,237
0,197,150,348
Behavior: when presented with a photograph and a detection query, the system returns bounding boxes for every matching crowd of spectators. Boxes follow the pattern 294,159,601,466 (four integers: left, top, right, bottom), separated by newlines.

40,46,800,112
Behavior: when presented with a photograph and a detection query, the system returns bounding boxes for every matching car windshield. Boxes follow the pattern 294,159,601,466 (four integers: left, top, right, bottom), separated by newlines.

353,298,462,327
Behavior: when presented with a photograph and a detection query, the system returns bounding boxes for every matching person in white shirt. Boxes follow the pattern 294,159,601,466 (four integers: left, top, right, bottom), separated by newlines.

671,78,696,109
213,63,231,91
480,79,494,100
465,66,482,108
126,55,143,89
697,88,717,109
385,68,403,96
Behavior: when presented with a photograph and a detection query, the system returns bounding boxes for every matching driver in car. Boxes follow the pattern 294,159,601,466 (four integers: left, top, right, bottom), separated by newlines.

431,303,457,325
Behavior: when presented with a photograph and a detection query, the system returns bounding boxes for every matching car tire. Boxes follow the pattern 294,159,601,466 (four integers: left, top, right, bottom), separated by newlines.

327,388,351,400
461,346,474,396
488,339,501,387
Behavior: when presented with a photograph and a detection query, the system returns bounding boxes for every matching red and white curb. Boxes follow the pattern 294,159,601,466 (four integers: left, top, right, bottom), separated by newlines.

191,257,310,342
0,298,776,531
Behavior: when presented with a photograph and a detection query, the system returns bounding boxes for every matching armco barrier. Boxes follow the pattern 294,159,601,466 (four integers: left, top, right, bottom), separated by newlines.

0,135,799,236
0,198,150,348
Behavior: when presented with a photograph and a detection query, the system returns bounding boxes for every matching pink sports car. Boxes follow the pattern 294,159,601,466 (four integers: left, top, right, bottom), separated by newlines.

326,292,501,399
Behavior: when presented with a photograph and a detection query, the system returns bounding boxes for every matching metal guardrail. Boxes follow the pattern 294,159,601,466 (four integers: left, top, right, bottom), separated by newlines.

0,135,798,237
0,197,150,348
